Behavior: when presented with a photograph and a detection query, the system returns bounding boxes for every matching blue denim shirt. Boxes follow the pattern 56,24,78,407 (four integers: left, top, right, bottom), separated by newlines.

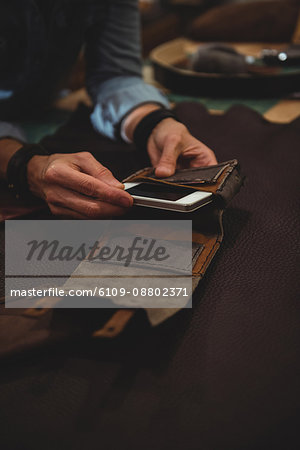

0,0,169,142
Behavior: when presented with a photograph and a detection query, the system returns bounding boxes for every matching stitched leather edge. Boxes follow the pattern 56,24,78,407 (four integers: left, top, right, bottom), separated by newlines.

122,160,236,185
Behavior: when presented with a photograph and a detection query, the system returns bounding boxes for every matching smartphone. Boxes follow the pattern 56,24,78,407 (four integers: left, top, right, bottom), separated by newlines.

124,182,212,212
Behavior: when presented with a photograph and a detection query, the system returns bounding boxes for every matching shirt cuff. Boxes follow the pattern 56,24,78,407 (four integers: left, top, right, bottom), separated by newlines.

120,118,133,144
90,76,170,141
0,121,27,143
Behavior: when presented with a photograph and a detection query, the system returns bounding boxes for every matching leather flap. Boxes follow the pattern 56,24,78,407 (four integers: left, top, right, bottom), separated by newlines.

123,161,233,185
123,159,244,206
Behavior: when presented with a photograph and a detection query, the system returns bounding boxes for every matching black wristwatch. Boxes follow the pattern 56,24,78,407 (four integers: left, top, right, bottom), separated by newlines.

133,108,181,153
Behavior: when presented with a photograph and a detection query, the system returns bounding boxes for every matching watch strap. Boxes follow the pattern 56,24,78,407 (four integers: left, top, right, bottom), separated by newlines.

6,143,49,199
133,108,180,153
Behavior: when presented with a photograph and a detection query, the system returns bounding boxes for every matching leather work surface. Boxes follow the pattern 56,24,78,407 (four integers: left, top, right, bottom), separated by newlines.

0,103,299,450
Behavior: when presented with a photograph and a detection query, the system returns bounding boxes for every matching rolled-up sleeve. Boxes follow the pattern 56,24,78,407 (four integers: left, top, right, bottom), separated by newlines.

85,0,169,140
90,76,169,140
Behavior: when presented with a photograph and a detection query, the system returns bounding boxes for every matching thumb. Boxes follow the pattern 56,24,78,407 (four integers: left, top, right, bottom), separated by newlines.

154,139,180,178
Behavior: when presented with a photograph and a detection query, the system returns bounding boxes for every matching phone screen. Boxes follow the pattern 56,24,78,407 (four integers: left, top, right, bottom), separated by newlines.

125,183,195,202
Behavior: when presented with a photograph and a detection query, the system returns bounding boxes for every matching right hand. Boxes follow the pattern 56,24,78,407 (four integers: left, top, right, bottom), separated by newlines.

26,151,133,219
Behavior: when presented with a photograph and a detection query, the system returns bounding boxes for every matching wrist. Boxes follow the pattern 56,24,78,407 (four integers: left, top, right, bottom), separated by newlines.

122,104,162,142
152,117,186,133
6,143,49,199
133,108,180,153
27,155,49,199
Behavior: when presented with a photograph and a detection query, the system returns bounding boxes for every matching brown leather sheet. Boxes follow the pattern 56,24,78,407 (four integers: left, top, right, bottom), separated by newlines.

0,103,299,450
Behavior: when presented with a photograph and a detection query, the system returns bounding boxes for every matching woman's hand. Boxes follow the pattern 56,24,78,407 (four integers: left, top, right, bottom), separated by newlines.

27,152,133,218
147,118,217,177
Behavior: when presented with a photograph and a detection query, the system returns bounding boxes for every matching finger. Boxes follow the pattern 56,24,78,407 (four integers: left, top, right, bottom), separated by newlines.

46,186,129,218
44,164,133,208
179,144,218,167
154,136,181,177
188,150,218,167
147,140,162,167
72,152,124,188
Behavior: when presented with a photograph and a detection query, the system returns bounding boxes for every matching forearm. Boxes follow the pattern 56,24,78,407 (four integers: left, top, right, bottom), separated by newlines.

0,139,23,180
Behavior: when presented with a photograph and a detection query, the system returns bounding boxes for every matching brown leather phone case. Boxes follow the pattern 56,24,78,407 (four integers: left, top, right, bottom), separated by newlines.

123,159,243,301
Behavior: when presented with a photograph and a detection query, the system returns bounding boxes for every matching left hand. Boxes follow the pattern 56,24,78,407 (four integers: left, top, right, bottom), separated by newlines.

147,118,218,178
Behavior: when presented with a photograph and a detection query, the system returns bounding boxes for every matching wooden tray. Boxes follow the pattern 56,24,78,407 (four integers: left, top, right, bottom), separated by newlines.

150,38,300,97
